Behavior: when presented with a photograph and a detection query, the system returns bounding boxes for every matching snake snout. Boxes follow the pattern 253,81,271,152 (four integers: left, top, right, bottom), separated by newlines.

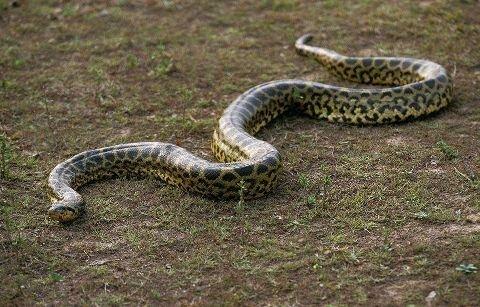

48,202,78,222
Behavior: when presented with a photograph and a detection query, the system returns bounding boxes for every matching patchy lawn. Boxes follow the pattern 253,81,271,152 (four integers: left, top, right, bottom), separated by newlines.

1,0,479,305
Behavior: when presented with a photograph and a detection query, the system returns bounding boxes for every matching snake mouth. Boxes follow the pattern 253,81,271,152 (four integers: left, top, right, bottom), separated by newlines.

48,203,78,222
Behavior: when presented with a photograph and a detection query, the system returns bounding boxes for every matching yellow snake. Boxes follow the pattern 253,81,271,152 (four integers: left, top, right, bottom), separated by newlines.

48,34,453,222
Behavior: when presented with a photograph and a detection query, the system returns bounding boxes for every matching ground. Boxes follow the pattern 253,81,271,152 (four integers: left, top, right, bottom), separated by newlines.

1,0,479,305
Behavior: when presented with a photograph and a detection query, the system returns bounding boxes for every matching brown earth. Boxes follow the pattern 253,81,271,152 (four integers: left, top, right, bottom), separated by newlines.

1,0,479,305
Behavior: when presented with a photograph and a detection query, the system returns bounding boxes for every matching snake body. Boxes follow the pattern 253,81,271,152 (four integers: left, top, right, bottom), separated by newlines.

48,35,452,222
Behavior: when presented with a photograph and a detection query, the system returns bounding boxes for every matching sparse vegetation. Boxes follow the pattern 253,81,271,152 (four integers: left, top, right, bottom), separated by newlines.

0,133,13,179
150,58,174,77
436,140,459,160
236,179,246,215
292,87,306,102
125,53,139,69
260,0,297,11
147,42,175,77
454,167,480,190
1,0,479,305
298,173,310,189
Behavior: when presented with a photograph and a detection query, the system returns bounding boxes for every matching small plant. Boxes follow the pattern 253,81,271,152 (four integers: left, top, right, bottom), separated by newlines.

147,42,174,77
307,194,316,206
12,58,25,69
0,133,13,179
298,173,310,189
0,0,7,10
88,64,106,82
322,174,332,189
436,140,458,160
413,211,429,220
292,88,305,102
126,53,139,69
456,263,477,275
382,243,394,252
49,272,64,283
160,0,175,9
176,86,194,103
348,249,360,263
156,43,166,53
152,58,174,77
260,0,297,11
236,180,246,215
1,79,16,92
62,3,77,17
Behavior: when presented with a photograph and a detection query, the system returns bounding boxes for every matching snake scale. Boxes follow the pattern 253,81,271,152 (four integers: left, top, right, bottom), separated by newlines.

48,34,453,222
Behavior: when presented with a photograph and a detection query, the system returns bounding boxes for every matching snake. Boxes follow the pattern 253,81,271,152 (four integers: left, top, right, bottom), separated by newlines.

47,34,453,222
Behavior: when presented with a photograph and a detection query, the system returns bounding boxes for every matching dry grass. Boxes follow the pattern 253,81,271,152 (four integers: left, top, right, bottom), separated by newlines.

1,0,479,305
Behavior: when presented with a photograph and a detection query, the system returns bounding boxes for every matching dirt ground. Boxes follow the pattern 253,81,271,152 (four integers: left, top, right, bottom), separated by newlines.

1,0,479,305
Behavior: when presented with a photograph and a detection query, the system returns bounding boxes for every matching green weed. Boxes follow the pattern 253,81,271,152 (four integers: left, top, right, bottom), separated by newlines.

126,53,139,69
150,58,174,77
436,140,459,160
236,180,246,215
307,194,316,206
48,272,64,283
292,88,306,102
456,264,477,275
298,173,310,189
260,0,297,11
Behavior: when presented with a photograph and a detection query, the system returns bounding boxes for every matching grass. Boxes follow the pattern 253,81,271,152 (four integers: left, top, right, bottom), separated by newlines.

1,0,479,305
0,133,13,179
436,140,459,160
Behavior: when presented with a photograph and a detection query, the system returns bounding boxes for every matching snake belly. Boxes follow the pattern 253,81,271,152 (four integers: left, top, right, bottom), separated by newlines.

47,34,453,222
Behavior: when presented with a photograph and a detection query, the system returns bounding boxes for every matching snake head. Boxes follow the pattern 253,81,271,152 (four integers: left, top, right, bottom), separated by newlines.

48,201,80,222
